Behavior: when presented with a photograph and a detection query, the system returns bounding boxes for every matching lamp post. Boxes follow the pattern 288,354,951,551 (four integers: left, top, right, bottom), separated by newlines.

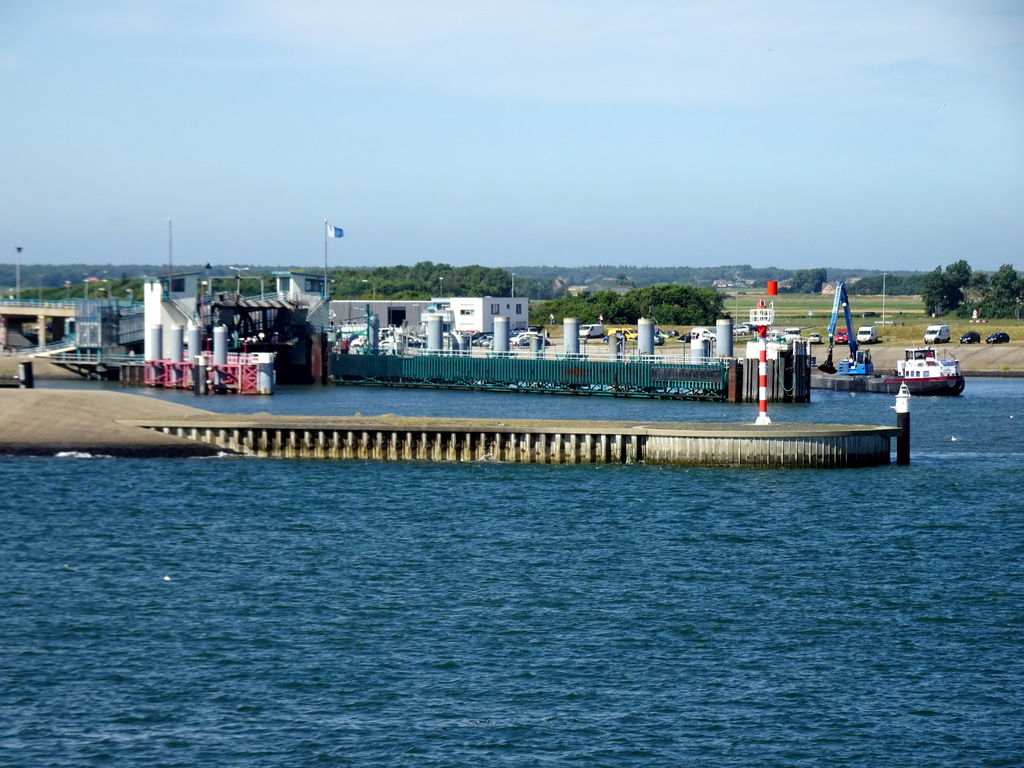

15,247,22,300
511,271,515,298
229,266,249,295
362,279,376,300
439,276,444,296
64,281,71,299
881,272,887,327
83,279,89,300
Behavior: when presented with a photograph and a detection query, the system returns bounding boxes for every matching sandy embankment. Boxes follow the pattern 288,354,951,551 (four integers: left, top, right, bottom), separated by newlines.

0,389,227,457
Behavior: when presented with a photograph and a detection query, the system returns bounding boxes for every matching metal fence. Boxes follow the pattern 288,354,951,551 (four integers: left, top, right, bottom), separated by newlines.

330,353,730,400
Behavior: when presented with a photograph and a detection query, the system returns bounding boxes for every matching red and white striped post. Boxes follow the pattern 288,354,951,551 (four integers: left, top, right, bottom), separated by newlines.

750,297,775,426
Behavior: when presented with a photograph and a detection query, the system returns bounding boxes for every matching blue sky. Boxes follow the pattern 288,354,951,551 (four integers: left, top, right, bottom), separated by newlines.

2,1,1022,272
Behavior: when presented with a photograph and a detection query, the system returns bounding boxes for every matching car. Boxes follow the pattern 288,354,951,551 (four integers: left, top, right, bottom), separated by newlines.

808,332,823,344
986,332,1010,344
834,328,849,344
960,331,981,344
860,311,877,318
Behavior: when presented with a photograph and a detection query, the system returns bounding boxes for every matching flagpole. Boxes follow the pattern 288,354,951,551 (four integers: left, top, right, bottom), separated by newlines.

167,218,173,297
323,219,329,300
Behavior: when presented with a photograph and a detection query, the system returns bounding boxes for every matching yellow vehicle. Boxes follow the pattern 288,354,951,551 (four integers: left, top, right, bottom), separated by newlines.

604,326,638,340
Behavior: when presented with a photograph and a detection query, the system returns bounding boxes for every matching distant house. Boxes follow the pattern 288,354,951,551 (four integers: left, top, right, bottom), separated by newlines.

821,282,838,295
712,279,736,288
567,285,591,297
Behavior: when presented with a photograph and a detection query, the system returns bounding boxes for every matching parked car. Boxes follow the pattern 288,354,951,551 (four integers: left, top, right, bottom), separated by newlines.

986,332,1010,344
960,331,981,344
834,328,849,344
860,311,877,318
808,332,823,344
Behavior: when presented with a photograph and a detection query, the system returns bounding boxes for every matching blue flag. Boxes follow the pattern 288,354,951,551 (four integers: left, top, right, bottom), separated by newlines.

328,225,344,238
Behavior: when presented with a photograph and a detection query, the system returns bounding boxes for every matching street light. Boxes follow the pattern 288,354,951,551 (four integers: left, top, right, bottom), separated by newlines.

64,281,72,299
439,276,444,296
15,247,22,300
228,266,249,295
362,279,376,300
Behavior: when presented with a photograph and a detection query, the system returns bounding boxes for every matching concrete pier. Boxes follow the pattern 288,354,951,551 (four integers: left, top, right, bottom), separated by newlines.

123,415,899,468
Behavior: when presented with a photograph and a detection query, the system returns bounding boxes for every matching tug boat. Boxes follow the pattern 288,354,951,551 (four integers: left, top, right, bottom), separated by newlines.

880,348,965,396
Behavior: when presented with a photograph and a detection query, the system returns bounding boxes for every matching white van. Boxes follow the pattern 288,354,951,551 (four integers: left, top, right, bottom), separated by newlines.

924,324,951,344
856,325,878,344
578,323,605,339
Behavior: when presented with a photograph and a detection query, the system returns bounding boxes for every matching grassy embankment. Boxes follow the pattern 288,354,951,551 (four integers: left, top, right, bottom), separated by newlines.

729,292,1020,345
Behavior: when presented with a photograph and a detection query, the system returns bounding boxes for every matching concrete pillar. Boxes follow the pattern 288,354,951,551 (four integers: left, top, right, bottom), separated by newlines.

212,325,228,364
167,325,184,363
369,314,380,353
145,324,163,361
187,323,202,360
493,316,509,353
37,315,47,349
427,315,444,351
563,317,580,355
716,318,733,358
638,318,655,356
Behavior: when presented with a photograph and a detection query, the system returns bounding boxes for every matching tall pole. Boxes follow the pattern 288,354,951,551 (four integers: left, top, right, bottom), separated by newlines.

881,272,887,327
323,219,329,300
511,271,515,298
167,218,173,297
15,247,21,300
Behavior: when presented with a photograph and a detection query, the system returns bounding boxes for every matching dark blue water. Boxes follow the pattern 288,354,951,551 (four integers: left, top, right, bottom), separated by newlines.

2,380,1022,766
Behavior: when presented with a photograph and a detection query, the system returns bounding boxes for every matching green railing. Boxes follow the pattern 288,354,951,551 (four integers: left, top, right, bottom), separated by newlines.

330,353,729,400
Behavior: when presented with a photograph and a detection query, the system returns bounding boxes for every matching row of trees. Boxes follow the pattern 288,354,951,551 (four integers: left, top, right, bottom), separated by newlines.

327,261,562,300
920,261,1023,319
530,284,724,326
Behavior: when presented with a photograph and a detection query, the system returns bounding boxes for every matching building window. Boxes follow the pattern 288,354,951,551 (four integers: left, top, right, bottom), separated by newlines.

516,303,522,314
460,309,474,316
491,304,499,314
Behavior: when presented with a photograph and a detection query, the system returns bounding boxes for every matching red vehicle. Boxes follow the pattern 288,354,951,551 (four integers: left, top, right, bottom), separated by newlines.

834,328,849,344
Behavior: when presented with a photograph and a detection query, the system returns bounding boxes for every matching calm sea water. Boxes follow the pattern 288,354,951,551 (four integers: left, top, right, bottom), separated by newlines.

2,380,1022,766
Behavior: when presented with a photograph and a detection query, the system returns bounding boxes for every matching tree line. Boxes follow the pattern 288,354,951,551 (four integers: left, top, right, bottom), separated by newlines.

6,259,1020,319
917,261,1023,319
529,284,725,326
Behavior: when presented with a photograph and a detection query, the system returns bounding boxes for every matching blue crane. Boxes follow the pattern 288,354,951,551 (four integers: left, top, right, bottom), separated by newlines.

818,281,874,375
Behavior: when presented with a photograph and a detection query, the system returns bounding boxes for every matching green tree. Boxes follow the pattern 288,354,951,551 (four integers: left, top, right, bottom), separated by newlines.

920,263,969,316
978,264,1022,318
788,268,828,294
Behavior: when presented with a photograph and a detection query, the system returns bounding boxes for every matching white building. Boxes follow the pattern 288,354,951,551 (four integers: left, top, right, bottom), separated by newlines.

272,271,326,301
434,296,528,333
330,296,528,334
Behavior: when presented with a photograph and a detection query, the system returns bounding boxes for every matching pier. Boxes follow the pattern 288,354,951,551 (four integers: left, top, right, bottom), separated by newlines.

329,346,811,404
124,414,898,468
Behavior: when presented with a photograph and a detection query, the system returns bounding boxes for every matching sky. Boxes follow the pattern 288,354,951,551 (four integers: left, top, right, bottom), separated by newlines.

1,0,1022,273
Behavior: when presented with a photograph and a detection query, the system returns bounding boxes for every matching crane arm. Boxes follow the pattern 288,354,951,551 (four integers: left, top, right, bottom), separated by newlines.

826,281,858,357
